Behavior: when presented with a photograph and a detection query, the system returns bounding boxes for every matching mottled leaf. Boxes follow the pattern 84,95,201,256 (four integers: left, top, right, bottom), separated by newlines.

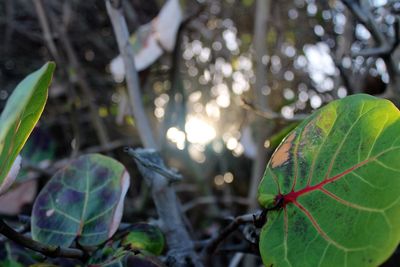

121,223,165,255
258,95,400,266
31,154,130,247
0,62,55,195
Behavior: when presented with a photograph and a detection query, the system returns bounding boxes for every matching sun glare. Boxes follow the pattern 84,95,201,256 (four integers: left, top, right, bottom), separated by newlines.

185,116,216,145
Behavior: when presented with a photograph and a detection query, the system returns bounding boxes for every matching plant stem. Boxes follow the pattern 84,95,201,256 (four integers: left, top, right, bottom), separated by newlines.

0,219,84,259
105,0,158,149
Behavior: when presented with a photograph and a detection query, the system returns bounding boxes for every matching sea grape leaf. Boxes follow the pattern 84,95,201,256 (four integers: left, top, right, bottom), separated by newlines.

0,62,55,195
31,154,130,247
121,223,165,255
258,94,400,267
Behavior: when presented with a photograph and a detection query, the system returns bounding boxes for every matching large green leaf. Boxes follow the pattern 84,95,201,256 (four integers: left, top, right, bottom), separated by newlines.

0,62,55,194
258,94,400,267
31,154,130,247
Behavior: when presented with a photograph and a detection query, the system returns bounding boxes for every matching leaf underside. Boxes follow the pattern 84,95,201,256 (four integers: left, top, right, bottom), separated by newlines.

31,154,129,247
0,62,55,194
258,94,400,267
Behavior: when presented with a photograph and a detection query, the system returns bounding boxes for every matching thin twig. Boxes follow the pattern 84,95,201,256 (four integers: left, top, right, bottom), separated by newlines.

241,98,309,121
0,219,84,259
182,196,250,213
202,201,282,261
54,4,111,148
201,213,256,259
32,0,62,63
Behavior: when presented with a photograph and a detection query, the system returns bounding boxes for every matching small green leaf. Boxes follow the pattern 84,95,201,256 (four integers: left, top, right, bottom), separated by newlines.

0,62,55,195
31,154,130,247
121,223,165,255
258,94,400,266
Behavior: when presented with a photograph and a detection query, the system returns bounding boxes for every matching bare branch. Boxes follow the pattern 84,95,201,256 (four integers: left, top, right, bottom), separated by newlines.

105,0,158,149
0,219,84,260
127,148,203,267
32,0,62,63
201,213,255,258
241,98,309,122
342,0,394,57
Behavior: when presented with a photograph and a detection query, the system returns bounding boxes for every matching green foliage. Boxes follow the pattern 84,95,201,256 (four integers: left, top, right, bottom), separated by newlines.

258,94,400,266
31,154,130,247
0,259,24,267
0,62,55,194
121,223,165,255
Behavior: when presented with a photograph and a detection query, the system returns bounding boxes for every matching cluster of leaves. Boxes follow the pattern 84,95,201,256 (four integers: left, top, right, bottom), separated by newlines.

1,63,399,267
0,63,165,267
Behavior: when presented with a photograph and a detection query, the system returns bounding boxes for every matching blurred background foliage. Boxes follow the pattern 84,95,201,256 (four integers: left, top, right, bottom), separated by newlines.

0,0,399,266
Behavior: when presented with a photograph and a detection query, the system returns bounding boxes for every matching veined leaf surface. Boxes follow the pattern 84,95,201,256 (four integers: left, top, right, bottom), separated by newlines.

258,94,400,267
31,154,130,247
0,62,55,195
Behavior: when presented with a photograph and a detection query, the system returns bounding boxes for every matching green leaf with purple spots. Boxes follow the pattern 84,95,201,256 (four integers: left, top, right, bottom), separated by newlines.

0,62,55,195
31,154,130,247
258,94,400,267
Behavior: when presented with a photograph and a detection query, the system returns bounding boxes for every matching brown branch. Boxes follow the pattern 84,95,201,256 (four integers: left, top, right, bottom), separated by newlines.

0,219,84,259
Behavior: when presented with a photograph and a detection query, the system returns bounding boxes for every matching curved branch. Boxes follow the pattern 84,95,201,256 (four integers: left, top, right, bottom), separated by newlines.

0,219,84,259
